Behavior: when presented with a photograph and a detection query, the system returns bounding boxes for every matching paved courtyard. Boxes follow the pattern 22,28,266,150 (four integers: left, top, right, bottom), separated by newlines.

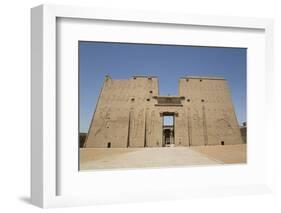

80,144,246,170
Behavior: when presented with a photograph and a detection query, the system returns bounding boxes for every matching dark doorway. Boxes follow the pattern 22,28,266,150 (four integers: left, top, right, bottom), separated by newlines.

162,114,175,147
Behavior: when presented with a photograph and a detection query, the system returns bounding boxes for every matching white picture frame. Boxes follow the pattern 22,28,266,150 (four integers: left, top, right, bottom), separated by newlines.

31,4,274,208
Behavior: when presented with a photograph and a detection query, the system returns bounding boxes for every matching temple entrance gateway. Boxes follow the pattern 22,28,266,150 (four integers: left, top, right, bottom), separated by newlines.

162,114,175,147
85,76,244,148
163,126,174,146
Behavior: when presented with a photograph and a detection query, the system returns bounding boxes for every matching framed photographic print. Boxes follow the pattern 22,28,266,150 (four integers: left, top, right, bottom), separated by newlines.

31,4,274,208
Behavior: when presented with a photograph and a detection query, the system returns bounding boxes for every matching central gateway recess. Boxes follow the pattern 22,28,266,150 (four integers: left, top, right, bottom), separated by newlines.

162,113,175,147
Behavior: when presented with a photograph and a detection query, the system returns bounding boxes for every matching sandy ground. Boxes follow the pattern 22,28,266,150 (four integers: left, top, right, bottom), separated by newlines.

80,144,246,170
191,144,247,164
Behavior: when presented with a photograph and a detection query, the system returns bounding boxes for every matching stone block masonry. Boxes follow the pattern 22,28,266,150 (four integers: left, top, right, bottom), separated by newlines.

84,75,243,148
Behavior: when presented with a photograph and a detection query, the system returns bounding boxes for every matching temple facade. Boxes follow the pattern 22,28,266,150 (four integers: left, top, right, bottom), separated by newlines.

84,75,243,148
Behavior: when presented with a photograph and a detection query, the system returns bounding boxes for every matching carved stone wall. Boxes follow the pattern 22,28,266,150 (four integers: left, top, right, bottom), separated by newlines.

179,77,243,146
85,76,159,148
85,76,243,148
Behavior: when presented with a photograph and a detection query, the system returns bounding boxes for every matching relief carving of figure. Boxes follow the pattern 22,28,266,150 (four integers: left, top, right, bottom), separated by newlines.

93,108,111,136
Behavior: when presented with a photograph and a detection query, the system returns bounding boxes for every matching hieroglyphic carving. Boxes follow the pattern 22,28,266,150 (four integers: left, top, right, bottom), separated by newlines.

134,109,144,137
148,110,155,137
202,105,208,145
187,107,192,146
130,109,135,138
192,109,203,129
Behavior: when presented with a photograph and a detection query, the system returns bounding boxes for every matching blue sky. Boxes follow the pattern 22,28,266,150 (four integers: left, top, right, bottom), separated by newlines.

79,41,246,133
